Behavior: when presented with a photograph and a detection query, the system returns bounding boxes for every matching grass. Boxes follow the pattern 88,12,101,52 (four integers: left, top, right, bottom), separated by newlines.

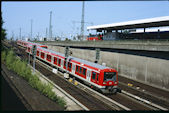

1,47,66,109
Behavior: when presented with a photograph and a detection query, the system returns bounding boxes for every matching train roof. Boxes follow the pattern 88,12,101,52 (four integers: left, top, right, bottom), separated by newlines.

26,41,47,47
27,41,46,46
18,40,46,46
37,46,109,70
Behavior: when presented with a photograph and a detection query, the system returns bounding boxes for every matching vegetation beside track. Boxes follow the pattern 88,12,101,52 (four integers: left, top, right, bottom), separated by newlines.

1,46,66,109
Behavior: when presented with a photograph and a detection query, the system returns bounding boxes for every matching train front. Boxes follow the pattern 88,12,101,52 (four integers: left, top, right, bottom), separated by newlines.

100,69,121,94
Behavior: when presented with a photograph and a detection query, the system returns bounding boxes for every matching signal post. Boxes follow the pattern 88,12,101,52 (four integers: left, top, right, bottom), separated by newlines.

32,45,37,74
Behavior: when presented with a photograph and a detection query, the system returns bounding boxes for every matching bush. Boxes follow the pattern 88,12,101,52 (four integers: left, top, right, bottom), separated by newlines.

6,50,17,70
24,66,32,81
13,59,22,75
3,48,66,109
1,50,6,63
29,74,40,88
19,62,27,77
48,91,57,101
20,61,29,78
57,96,66,108
42,83,53,96
45,84,57,100
36,81,45,92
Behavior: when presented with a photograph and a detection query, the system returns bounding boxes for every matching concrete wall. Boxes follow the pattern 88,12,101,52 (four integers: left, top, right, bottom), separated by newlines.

48,45,169,90
38,40,169,51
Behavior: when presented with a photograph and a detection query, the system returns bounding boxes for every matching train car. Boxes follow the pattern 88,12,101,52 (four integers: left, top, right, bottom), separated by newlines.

26,42,120,94
17,40,29,48
29,41,48,49
86,34,103,41
17,40,48,49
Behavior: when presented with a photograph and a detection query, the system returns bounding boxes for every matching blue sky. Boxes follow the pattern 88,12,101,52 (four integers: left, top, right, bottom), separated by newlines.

2,1,169,40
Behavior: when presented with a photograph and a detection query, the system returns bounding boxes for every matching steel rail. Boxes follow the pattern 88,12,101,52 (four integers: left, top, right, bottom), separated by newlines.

35,59,131,110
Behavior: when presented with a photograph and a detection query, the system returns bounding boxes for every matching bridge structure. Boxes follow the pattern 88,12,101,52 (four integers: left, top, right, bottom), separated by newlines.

87,16,169,40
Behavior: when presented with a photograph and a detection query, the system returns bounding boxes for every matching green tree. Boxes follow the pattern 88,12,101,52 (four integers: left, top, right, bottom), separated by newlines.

1,12,7,40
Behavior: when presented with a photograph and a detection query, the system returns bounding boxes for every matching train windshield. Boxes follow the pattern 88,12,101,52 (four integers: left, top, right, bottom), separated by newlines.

104,72,116,82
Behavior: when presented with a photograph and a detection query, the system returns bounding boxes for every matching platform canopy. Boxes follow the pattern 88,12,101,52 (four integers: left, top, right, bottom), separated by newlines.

87,16,169,31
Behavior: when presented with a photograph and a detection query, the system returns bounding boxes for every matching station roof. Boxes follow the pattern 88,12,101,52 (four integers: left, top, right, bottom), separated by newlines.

87,16,169,31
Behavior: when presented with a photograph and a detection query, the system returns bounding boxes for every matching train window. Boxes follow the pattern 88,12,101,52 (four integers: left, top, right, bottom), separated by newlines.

104,72,116,81
37,51,39,56
28,48,30,52
97,74,99,81
58,59,61,65
76,66,79,72
54,57,57,65
92,72,96,80
68,62,72,69
41,52,45,59
64,61,67,67
83,68,86,76
79,67,82,74
47,54,51,61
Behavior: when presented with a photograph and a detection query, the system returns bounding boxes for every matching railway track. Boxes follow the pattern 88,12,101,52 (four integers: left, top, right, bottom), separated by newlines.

34,58,130,110
33,57,166,110
5,42,114,110
31,60,112,110
10,42,131,110
118,82,169,110
3,41,169,110
28,64,89,111
34,59,161,110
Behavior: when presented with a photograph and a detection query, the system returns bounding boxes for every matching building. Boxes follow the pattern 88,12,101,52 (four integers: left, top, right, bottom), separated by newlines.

87,16,169,40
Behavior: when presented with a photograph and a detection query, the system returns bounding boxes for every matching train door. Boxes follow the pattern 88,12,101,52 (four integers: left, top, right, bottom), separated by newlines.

68,62,72,72
51,56,54,64
61,59,64,68
86,69,91,82
39,51,41,58
72,63,76,74
96,73,99,84
91,71,97,83
57,58,60,66
44,53,46,60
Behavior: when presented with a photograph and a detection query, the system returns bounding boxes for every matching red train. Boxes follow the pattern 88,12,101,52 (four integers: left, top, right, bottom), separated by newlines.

17,40,120,94
86,34,103,41
17,40,48,49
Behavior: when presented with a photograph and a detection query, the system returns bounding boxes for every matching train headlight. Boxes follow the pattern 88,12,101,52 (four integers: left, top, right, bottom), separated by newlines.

114,82,117,84
109,82,112,85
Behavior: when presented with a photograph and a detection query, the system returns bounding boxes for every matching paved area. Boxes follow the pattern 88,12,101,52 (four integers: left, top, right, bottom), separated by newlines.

1,63,64,111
